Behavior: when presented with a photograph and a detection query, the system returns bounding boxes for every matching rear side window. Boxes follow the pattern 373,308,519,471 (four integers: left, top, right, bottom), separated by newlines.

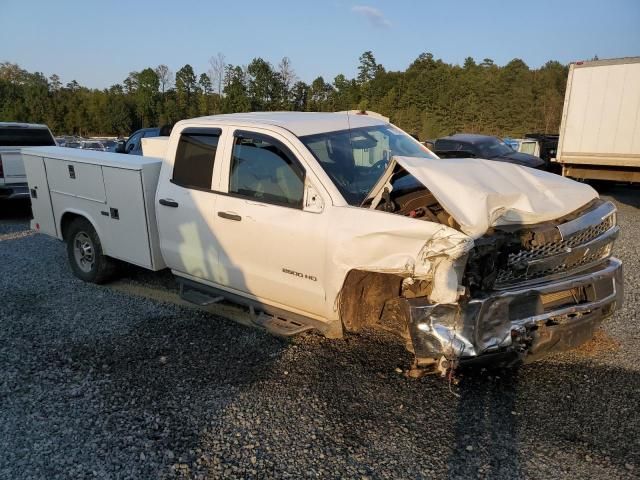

172,129,221,190
0,127,55,147
229,132,304,208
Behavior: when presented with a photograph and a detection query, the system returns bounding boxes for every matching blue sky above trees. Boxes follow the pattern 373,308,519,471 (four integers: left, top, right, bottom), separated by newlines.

1,0,639,88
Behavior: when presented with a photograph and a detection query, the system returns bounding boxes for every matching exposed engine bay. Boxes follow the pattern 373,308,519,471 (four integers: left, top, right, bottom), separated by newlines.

368,170,458,228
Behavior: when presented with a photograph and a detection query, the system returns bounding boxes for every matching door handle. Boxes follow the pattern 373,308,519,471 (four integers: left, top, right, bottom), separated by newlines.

218,211,242,221
159,198,179,208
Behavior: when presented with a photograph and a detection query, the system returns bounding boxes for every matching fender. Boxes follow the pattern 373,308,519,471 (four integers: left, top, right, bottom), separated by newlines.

58,208,104,247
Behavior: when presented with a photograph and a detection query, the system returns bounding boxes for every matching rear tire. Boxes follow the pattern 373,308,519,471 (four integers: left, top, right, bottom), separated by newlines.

66,218,117,283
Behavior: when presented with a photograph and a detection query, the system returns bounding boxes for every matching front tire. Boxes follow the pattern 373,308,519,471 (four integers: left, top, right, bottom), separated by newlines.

66,218,117,283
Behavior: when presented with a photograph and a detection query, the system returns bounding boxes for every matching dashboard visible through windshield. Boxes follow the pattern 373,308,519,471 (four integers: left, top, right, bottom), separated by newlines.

300,125,435,205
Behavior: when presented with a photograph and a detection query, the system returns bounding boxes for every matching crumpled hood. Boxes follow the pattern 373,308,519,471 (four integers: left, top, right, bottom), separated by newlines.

393,156,598,239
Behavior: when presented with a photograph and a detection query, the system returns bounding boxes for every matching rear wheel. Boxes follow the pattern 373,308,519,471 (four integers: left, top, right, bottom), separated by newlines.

66,218,117,283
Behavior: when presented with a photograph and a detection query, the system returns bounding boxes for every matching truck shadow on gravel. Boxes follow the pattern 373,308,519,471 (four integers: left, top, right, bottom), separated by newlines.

58,320,639,478
448,360,639,479
65,310,289,477
291,334,639,478
0,200,31,232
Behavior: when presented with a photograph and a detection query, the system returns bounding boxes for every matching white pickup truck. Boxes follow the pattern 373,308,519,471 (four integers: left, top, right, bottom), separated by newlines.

0,122,56,200
22,112,623,373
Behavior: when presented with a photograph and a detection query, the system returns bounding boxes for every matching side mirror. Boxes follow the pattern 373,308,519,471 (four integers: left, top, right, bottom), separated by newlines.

115,140,126,153
304,182,324,213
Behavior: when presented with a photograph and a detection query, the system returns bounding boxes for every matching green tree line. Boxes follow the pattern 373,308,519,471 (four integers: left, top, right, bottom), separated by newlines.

0,51,568,139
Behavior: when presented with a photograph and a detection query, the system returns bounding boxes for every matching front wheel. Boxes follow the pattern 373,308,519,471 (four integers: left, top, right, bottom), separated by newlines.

66,218,117,283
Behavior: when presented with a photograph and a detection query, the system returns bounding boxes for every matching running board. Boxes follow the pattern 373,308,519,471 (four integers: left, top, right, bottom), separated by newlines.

250,307,314,337
176,277,323,337
179,282,224,306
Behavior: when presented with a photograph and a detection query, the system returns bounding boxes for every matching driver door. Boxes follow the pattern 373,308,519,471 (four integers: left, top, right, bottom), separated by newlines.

213,128,328,317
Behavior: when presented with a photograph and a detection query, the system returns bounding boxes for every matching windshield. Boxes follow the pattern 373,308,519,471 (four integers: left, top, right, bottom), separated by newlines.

300,125,435,205
477,137,514,158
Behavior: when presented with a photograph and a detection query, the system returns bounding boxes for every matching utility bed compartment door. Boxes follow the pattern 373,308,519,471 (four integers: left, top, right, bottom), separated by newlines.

44,158,106,202
101,167,153,268
22,154,56,236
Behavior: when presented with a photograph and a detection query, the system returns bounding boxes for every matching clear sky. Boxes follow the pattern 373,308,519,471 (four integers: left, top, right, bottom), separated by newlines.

1,0,639,88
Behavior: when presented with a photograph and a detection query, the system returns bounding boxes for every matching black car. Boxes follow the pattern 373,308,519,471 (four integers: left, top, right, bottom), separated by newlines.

115,125,173,155
434,134,546,169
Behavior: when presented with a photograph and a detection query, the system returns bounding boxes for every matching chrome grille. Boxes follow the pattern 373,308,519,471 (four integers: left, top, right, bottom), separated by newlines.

494,202,618,289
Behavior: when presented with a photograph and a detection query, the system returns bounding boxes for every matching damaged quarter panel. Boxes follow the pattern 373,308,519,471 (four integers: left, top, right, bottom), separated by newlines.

324,206,473,322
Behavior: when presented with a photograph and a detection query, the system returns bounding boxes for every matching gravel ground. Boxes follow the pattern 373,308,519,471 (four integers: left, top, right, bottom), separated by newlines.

1,187,639,480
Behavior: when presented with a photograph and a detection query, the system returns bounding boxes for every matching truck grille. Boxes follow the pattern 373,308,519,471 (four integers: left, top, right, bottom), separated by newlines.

494,201,618,289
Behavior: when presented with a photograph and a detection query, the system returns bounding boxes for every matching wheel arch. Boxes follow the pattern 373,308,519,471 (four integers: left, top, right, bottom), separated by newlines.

337,269,406,332
59,209,104,246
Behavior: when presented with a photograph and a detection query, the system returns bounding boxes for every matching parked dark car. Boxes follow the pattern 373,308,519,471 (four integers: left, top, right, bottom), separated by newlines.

100,139,117,152
115,125,173,155
434,134,546,169
115,128,160,155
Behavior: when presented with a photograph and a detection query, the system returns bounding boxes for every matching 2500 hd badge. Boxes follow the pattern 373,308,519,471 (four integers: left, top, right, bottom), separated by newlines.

282,268,317,282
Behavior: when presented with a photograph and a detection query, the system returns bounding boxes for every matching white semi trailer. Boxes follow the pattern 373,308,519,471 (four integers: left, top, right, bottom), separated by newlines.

555,57,640,182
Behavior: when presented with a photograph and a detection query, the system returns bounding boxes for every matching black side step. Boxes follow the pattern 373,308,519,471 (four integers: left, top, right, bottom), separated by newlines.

251,309,314,337
179,282,224,306
176,277,319,337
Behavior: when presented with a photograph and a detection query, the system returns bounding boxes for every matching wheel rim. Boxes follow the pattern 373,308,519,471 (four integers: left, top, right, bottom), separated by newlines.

73,232,95,273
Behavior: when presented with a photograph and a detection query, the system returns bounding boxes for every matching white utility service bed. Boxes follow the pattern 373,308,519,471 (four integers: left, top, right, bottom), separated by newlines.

21,147,166,270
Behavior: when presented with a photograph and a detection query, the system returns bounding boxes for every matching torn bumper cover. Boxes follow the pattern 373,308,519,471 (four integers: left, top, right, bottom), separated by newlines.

396,258,623,366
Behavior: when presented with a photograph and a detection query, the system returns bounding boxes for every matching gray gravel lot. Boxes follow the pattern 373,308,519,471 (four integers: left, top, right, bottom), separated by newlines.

1,188,639,479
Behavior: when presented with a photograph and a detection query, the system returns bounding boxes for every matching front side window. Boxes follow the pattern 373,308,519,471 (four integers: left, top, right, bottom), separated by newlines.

172,129,220,189
229,133,304,208
301,125,434,205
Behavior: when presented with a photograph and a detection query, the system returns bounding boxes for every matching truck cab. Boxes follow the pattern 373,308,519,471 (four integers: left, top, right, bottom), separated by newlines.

155,121,329,318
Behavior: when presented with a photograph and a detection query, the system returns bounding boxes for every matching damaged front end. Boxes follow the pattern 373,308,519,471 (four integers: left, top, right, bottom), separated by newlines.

378,200,623,372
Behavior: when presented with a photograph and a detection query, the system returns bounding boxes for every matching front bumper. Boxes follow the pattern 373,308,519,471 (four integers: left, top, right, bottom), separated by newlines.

0,182,30,200
400,258,623,366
